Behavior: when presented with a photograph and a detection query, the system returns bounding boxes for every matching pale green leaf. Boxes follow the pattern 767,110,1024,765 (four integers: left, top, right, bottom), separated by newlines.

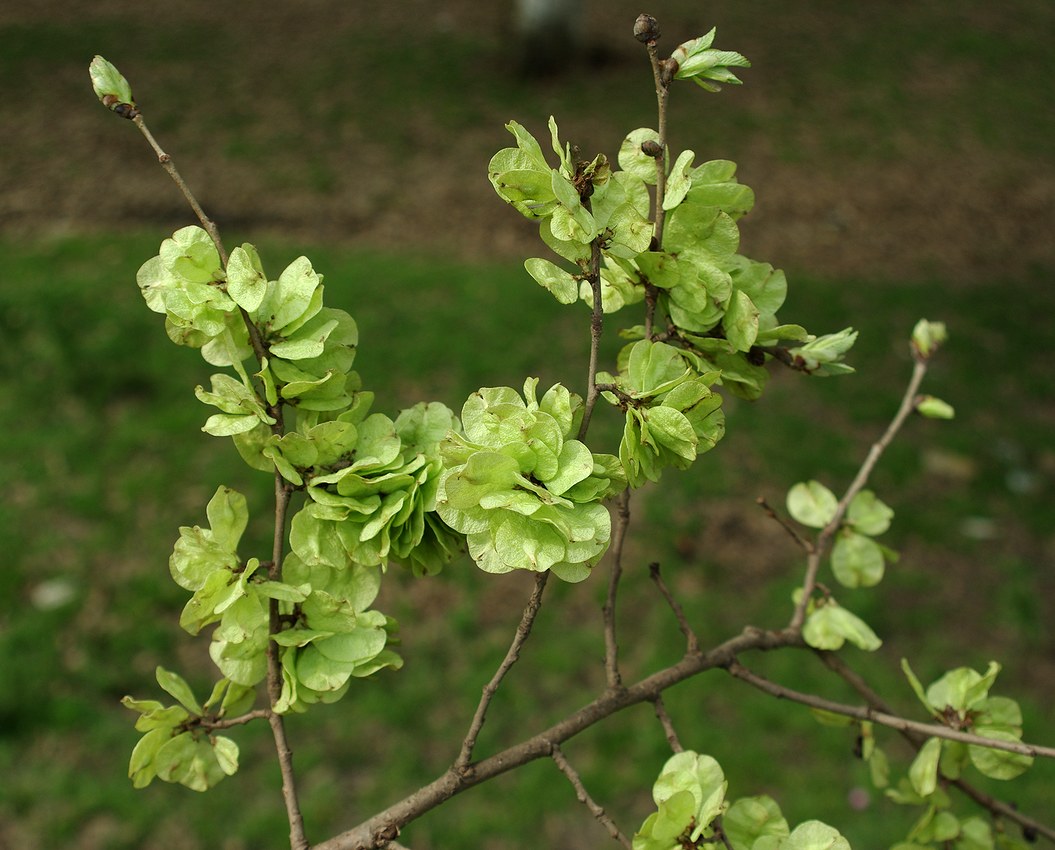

723,795,789,849
846,490,893,536
722,288,760,351
618,128,662,184
89,55,134,104
155,667,202,715
830,528,885,588
909,737,942,796
524,257,580,304
663,149,695,211
225,244,267,312
968,729,1033,780
781,820,850,850
786,480,838,528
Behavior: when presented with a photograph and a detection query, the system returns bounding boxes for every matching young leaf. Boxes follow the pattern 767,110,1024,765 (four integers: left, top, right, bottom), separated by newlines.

225,244,267,312
830,528,885,588
968,729,1033,780
911,319,948,359
723,796,789,849
786,480,838,528
846,489,894,536
915,395,955,419
908,737,942,797
89,55,134,106
618,128,662,184
780,820,850,850
155,667,203,715
524,257,580,304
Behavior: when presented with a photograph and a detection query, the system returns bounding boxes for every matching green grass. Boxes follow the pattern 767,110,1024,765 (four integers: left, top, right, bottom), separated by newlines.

1,232,1052,849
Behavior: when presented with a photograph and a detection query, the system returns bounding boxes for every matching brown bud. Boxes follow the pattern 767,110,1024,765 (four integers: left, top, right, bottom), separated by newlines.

113,101,140,120
640,140,663,159
633,14,660,43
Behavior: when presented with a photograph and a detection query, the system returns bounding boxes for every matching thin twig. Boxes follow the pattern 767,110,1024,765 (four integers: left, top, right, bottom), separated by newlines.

789,357,929,631
648,562,699,654
603,490,631,691
577,236,605,442
198,708,270,731
550,744,633,848
131,113,273,371
132,115,227,266
266,475,308,850
817,652,1055,843
313,626,800,850
645,41,670,247
455,572,550,772
726,660,1055,760
712,816,736,850
129,109,305,849
651,696,684,753
755,496,813,553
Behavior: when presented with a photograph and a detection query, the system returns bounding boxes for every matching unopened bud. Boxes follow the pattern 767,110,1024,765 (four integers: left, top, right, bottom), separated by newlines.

640,140,663,158
633,14,660,43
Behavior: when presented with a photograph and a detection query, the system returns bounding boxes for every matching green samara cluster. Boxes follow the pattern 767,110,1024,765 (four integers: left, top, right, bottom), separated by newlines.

436,379,625,582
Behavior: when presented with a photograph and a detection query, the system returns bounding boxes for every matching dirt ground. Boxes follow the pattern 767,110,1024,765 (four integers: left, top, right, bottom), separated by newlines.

3,0,1054,284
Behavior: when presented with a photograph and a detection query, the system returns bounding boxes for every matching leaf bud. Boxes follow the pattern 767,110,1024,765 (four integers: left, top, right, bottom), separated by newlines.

640,139,663,159
633,14,660,43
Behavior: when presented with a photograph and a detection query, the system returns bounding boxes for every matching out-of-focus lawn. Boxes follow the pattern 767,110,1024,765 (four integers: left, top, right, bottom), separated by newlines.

3,0,1054,846
0,232,1052,849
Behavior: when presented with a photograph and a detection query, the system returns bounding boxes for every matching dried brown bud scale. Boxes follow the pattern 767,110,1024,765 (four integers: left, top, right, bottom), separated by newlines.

659,58,678,87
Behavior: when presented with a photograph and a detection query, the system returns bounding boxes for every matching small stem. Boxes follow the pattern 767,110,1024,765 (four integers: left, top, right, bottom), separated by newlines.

455,572,550,771
550,744,633,848
578,236,605,442
789,357,928,631
756,496,814,553
131,113,273,380
649,562,699,654
266,475,308,850
644,282,659,340
132,115,227,267
198,708,270,731
651,696,684,753
128,108,305,848
602,490,631,691
645,41,670,248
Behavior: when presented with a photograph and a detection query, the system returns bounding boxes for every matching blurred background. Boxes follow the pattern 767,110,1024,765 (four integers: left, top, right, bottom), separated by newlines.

1,1,1053,848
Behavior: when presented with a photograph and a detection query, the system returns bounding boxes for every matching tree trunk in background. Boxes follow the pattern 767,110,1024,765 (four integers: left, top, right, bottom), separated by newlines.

515,0,582,77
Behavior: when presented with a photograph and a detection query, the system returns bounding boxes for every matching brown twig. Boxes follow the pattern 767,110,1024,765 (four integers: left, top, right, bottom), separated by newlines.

648,562,699,655
789,357,928,631
198,708,270,732
602,490,632,691
131,113,273,375
550,744,633,848
313,626,797,850
755,496,813,553
127,109,305,849
817,652,1055,843
726,660,1055,760
455,572,550,772
266,475,307,850
651,696,684,753
644,40,671,247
